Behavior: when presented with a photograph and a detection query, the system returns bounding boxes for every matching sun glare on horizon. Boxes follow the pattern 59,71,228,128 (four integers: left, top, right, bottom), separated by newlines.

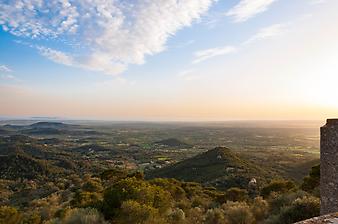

0,0,337,120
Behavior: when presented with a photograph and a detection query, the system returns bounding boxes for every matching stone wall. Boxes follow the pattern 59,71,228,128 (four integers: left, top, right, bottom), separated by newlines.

320,119,338,215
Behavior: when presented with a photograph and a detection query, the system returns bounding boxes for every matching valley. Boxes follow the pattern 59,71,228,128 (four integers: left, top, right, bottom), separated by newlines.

0,120,321,223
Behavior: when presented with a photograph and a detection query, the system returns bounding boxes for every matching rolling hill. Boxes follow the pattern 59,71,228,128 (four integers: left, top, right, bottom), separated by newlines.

154,138,192,148
29,121,72,129
147,147,274,190
0,154,52,180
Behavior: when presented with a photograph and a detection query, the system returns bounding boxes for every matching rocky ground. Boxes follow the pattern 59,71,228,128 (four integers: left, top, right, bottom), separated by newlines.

296,213,338,224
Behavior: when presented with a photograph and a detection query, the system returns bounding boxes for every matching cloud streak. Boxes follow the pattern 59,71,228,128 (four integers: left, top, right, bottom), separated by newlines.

191,23,287,64
178,69,201,81
0,0,216,75
192,46,237,64
0,65,12,72
243,23,287,45
226,0,277,23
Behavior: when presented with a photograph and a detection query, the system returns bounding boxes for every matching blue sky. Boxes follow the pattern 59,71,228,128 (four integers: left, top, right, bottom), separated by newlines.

0,0,337,120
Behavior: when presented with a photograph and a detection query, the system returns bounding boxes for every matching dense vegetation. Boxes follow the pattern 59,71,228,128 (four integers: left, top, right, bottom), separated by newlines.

0,121,321,223
0,166,320,224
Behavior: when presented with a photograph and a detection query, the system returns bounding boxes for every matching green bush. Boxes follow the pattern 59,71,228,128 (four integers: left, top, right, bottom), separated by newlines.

251,196,269,221
150,178,186,200
116,200,165,224
261,180,295,198
70,191,102,208
277,196,320,224
267,191,307,214
0,206,22,224
223,201,255,224
168,208,185,224
204,208,226,224
225,187,248,202
22,212,41,224
185,207,205,224
102,177,172,219
82,179,103,192
100,168,128,182
62,208,106,224
301,165,320,194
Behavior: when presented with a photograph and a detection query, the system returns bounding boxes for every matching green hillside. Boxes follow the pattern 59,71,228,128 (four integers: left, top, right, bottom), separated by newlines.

147,147,274,190
0,154,52,180
154,138,192,148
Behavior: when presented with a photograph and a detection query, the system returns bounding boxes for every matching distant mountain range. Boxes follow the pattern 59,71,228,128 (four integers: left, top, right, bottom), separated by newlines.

1,122,80,136
29,122,73,129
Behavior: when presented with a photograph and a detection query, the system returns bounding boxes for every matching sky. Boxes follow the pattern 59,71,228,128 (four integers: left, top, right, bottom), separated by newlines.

0,0,338,121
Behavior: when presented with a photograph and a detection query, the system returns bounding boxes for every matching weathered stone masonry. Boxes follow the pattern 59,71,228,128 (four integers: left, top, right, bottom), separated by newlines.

321,119,338,215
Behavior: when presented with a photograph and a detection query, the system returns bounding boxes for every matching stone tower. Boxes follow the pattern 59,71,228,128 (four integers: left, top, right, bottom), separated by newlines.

320,119,338,215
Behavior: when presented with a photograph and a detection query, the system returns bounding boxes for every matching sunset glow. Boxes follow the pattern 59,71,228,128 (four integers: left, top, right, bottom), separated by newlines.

0,0,337,120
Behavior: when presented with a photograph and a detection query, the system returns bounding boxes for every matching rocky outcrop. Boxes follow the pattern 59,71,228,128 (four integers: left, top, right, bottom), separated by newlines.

295,213,338,224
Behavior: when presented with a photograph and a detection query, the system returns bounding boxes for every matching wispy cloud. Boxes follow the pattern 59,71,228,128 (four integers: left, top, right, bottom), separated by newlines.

243,23,287,45
0,0,216,75
1,74,16,80
310,0,326,5
37,47,74,67
226,0,277,23
0,65,12,73
191,22,287,64
0,65,21,81
192,46,237,64
178,69,201,81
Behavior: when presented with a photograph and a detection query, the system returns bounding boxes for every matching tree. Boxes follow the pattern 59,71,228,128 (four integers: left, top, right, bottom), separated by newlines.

301,165,320,194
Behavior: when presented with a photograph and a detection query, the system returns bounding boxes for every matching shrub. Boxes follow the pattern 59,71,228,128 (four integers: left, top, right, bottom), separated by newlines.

251,197,269,221
116,200,164,224
71,191,102,208
168,208,185,224
22,212,41,224
150,178,186,200
225,187,248,202
268,191,307,214
100,168,129,183
191,196,212,208
82,179,103,192
301,165,320,194
0,206,22,224
204,208,226,224
185,207,205,224
62,208,107,224
261,180,295,198
223,201,255,224
102,177,172,218
277,196,320,224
